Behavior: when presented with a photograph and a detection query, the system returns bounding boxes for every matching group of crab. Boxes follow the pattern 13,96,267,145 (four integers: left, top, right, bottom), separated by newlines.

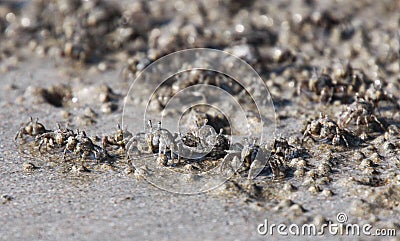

15,116,302,178
14,81,394,177
303,112,362,148
14,116,231,165
15,117,130,162
218,134,308,180
302,99,388,148
134,119,230,166
301,64,399,148
140,119,302,178
298,63,399,109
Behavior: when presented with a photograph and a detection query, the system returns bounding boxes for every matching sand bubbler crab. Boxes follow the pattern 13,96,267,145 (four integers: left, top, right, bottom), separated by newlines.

266,136,306,177
15,117,49,141
144,120,178,165
14,116,117,163
177,119,230,162
303,113,358,147
63,130,103,161
338,95,385,131
220,136,296,179
102,124,132,153
297,68,348,103
125,118,231,167
36,123,75,153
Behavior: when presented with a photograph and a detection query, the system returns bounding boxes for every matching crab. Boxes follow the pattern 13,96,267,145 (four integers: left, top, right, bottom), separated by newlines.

139,118,229,164
240,138,260,170
270,136,307,161
125,120,179,163
177,119,229,160
272,137,293,155
265,137,304,177
239,138,290,177
303,113,355,147
15,117,49,141
63,130,103,161
181,119,216,150
133,119,225,165
180,131,200,148
102,124,132,152
36,124,75,153
217,138,260,177
145,120,178,162
268,153,289,177
206,129,230,159
219,136,293,178
338,95,385,130
297,69,348,103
